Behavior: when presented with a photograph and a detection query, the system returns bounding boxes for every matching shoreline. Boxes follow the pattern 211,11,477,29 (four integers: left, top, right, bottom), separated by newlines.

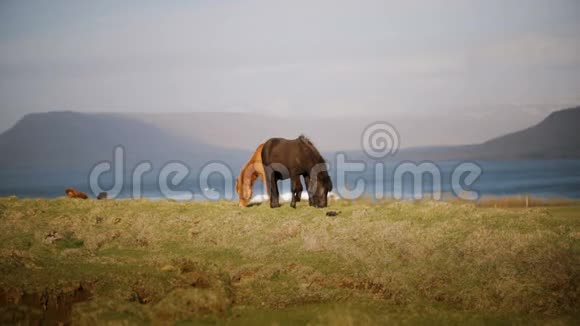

1,193,579,208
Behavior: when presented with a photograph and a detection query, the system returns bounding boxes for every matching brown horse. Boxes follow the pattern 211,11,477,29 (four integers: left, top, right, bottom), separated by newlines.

65,188,88,199
236,143,267,207
261,135,332,208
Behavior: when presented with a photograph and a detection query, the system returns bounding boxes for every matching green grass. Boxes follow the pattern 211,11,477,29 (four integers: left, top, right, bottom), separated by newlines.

0,197,579,325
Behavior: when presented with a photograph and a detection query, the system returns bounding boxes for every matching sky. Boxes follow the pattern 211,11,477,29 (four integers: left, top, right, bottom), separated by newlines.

1,0,579,137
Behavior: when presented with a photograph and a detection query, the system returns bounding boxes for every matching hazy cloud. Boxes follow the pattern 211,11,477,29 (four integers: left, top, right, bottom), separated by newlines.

1,0,579,142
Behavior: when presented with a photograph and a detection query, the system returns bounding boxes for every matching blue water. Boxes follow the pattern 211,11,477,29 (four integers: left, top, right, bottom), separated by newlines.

1,160,579,200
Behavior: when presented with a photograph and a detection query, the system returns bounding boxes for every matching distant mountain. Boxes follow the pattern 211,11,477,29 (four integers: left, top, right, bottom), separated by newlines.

473,106,580,159
0,106,578,171
392,106,580,160
129,110,543,152
0,111,247,169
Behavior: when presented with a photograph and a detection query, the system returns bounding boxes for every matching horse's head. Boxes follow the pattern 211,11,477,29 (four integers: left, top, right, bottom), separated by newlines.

236,175,252,207
237,143,266,208
236,173,254,207
310,173,333,208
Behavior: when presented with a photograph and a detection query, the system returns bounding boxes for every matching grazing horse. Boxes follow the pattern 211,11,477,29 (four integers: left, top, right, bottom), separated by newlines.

261,135,332,208
236,143,267,207
65,188,88,199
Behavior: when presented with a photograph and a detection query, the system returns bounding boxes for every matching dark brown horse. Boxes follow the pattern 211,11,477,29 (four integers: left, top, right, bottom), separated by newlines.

261,135,332,208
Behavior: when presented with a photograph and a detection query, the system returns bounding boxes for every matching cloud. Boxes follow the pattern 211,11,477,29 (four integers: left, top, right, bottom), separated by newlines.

477,34,580,67
1,0,580,135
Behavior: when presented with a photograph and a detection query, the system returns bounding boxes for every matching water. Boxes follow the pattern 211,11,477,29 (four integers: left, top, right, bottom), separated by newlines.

1,160,579,200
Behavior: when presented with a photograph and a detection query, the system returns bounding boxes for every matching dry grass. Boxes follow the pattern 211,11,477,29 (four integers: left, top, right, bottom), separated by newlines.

0,197,579,324
475,195,580,208
442,194,580,208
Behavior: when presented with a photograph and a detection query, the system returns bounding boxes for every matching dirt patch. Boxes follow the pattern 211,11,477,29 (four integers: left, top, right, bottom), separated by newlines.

0,284,92,325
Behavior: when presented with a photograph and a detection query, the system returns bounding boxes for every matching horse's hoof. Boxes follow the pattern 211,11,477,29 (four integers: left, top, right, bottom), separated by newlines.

270,203,281,208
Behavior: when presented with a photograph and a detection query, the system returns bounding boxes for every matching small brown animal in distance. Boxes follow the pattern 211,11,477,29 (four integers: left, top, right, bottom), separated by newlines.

65,188,89,199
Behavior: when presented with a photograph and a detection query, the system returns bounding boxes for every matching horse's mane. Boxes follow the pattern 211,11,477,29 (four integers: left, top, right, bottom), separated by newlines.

298,135,332,189
240,143,264,179
298,135,325,163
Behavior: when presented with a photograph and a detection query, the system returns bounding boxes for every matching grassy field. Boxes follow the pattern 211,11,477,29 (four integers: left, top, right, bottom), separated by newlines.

0,197,578,325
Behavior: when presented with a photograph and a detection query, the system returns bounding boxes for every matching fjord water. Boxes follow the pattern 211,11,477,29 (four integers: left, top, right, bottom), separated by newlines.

1,160,579,200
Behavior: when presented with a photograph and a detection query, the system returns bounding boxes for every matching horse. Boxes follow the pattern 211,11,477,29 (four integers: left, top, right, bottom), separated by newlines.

235,143,267,207
65,188,89,199
261,135,332,208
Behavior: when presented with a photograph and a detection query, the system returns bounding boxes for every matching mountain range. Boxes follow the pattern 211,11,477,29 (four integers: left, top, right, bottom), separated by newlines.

0,106,579,170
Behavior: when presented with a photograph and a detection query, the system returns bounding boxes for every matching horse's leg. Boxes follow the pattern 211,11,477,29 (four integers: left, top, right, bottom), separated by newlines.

256,163,268,196
295,176,303,203
290,176,302,209
304,175,314,206
268,171,280,208
290,178,297,209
